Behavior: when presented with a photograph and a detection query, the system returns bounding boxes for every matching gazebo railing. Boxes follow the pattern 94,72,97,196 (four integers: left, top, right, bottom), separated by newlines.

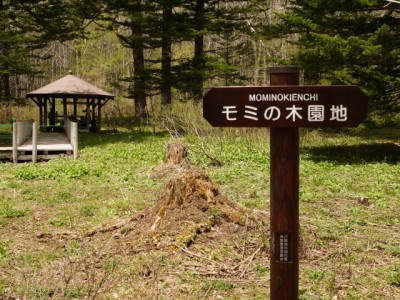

64,119,78,159
13,120,35,162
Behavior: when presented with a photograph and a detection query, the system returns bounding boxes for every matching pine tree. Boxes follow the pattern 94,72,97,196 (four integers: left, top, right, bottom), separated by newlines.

105,0,150,116
152,0,188,105
0,0,35,102
206,1,267,86
0,0,100,103
192,0,206,100
104,0,268,108
175,0,266,98
265,0,400,115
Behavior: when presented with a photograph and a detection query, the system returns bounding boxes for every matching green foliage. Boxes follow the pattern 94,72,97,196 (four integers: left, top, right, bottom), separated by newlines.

0,242,8,261
82,205,96,217
0,196,26,218
206,279,234,292
0,0,99,101
14,160,91,180
0,1,34,101
103,0,267,104
71,26,131,94
254,263,269,275
388,265,400,287
50,213,69,228
308,269,325,281
265,0,400,116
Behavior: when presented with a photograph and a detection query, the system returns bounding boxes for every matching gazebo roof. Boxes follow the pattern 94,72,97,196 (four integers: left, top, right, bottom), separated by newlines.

26,72,114,99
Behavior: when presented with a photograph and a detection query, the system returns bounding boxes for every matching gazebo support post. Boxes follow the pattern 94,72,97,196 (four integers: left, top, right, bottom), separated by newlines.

73,98,77,118
49,97,56,127
92,100,96,125
43,97,48,128
39,97,43,127
86,98,90,131
62,97,67,124
98,100,102,131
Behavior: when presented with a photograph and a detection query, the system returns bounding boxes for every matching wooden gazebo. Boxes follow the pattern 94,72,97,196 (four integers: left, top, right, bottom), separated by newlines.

26,71,114,132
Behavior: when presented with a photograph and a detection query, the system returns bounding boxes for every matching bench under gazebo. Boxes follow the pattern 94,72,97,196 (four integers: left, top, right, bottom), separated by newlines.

26,71,114,132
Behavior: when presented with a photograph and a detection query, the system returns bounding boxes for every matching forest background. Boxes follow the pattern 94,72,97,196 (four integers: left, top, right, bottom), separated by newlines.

1,0,400,126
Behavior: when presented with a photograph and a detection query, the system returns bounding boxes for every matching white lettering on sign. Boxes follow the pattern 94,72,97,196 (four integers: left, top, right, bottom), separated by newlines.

308,105,325,122
244,105,258,121
222,106,238,121
330,105,348,121
279,234,290,262
264,106,281,121
249,93,319,102
221,104,349,123
286,105,303,122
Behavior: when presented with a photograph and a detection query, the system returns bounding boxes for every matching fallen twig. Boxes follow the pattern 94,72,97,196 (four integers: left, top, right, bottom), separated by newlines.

200,285,212,300
177,245,224,267
241,214,249,260
240,246,262,278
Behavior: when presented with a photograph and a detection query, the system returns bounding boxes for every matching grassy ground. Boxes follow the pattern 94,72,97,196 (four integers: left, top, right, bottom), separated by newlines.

0,125,399,299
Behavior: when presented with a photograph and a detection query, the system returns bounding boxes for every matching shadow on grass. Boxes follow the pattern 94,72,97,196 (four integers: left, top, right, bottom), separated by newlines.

302,143,400,165
345,127,400,142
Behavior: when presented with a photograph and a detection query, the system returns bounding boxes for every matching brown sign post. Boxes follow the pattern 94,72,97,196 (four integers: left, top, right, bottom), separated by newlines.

203,66,368,299
269,66,301,300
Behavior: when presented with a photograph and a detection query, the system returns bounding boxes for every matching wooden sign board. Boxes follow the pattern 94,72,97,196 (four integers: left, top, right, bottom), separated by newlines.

203,86,368,128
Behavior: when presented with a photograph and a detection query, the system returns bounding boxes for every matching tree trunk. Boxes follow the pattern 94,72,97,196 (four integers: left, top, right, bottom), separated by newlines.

0,0,11,102
193,0,205,101
133,47,146,117
161,4,172,105
132,1,147,117
2,73,11,100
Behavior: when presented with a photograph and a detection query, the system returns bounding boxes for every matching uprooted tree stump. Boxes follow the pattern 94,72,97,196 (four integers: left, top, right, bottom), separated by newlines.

165,141,189,165
148,142,246,246
152,141,195,179
150,170,246,246
156,171,245,223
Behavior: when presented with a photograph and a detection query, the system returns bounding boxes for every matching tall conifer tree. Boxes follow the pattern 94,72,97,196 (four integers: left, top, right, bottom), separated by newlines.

105,0,150,116
0,0,100,103
265,0,400,114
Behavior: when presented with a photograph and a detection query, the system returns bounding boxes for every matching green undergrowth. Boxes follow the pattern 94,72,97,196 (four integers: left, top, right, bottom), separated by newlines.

0,124,12,147
0,130,169,230
0,125,399,299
